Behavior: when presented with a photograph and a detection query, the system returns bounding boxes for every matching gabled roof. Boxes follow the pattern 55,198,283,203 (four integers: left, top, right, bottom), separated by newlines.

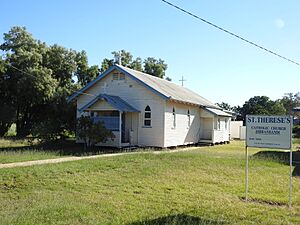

68,64,218,108
78,94,139,113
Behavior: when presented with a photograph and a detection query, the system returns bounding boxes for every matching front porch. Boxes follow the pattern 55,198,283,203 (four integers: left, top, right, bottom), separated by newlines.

199,107,231,144
79,94,140,148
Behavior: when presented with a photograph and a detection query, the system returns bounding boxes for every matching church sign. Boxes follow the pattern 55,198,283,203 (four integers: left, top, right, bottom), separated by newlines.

246,115,293,149
245,115,293,208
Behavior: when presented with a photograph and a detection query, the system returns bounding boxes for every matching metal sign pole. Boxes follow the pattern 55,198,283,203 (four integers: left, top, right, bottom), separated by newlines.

245,145,249,202
289,116,293,208
289,146,292,208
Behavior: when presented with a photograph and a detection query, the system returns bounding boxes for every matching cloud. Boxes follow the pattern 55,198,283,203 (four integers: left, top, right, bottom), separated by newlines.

274,18,285,29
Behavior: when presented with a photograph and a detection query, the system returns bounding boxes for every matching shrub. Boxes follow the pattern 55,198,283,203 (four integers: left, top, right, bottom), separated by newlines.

293,125,300,138
77,116,115,148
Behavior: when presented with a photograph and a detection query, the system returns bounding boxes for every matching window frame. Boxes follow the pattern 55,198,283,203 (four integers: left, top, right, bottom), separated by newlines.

187,109,191,128
217,118,221,130
112,73,119,81
119,74,125,80
172,107,176,128
143,105,152,127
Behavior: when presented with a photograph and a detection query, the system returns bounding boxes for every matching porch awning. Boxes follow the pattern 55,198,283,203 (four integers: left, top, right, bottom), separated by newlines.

204,107,232,117
79,94,140,113
293,107,300,112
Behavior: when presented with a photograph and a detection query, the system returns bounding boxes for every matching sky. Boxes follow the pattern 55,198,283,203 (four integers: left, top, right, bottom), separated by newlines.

0,0,299,106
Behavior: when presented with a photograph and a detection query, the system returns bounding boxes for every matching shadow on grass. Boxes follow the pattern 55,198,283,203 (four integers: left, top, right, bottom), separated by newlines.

0,139,144,156
252,150,300,176
128,214,226,225
240,197,286,207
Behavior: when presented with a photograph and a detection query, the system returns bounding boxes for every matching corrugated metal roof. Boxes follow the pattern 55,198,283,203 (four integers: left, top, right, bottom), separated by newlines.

79,94,139,113
69,64,219,108
204,107,232,117
116,65,217,108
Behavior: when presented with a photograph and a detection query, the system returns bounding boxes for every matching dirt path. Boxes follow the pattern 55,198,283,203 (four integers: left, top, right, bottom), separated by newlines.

0,147,199,169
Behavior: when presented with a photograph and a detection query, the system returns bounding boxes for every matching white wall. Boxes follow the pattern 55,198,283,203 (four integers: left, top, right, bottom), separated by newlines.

77,69,165,147
230,121,243,139
213,117,230,143
89,100,115,111
240,126,246,140
164,101,201,147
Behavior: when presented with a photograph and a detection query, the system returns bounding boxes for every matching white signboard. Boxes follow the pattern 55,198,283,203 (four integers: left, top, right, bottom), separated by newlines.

246,115,292,149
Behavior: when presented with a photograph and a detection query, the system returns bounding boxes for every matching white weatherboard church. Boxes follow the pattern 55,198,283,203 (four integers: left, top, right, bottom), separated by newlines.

69,64,231,148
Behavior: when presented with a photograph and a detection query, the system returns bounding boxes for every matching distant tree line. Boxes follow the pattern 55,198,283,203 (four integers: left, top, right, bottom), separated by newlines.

217,93,300,122
100,50,169,80
0,26,168,138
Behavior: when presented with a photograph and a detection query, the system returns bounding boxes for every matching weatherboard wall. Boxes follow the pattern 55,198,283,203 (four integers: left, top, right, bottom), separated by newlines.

76,69,165,147
164,101,201,147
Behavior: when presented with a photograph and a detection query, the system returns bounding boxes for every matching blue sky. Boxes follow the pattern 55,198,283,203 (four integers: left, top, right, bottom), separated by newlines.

1,0,299,106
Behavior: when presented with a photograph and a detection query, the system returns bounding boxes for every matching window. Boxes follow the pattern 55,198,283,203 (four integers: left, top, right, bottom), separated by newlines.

112,73,125,81
112,73,118,80
172,107,176,128
187,110,191,128
119,74,125,80
144,105,151,127
225,118,228,130
217,118,221,130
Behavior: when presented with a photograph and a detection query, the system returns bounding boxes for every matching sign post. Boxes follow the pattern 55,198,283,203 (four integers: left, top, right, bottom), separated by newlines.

245,145,248,202
245,115,293,207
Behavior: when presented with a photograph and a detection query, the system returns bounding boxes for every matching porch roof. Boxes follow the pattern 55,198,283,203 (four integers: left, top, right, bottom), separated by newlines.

204,107,232,117
293,107,300,112
78,94,140,113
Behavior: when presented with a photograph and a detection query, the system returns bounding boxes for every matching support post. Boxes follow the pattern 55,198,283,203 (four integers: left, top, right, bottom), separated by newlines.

245,145,249,202
289,117,293,209
289,145,293,208
119,111,122,148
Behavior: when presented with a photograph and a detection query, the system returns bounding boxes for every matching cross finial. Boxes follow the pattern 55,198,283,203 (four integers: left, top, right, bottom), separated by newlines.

179,76,187,86
114,51,122,65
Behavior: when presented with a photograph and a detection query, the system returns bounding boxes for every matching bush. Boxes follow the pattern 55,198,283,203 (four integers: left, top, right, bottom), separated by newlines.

293,125,300,138
77,116,115,148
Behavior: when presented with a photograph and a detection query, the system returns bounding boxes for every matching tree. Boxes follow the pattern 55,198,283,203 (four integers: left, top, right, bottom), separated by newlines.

100,50,142,72
0,26,98,138
100,58,114,73
0,27,58,136
75,50,99,86
112,50,133,67
279,92,300,115
77,116,115,148
216,102,233,111
0,57,14,136
100,50,168,78
143,57,167,78
239,96,286,121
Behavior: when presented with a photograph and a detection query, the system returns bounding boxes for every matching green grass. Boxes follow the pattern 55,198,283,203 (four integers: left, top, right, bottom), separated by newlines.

0,141,299,224
0,138,62,163
0,138,120,164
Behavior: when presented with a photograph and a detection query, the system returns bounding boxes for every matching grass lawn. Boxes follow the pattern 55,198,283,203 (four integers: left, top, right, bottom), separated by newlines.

0,138,117,164
0,140,300,224
0,138,63,164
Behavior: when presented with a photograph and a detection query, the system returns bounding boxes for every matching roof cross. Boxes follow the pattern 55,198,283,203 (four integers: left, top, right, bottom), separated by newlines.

179,76,187,86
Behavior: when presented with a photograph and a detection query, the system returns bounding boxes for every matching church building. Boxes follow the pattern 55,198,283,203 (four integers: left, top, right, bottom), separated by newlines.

68,64,231,148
